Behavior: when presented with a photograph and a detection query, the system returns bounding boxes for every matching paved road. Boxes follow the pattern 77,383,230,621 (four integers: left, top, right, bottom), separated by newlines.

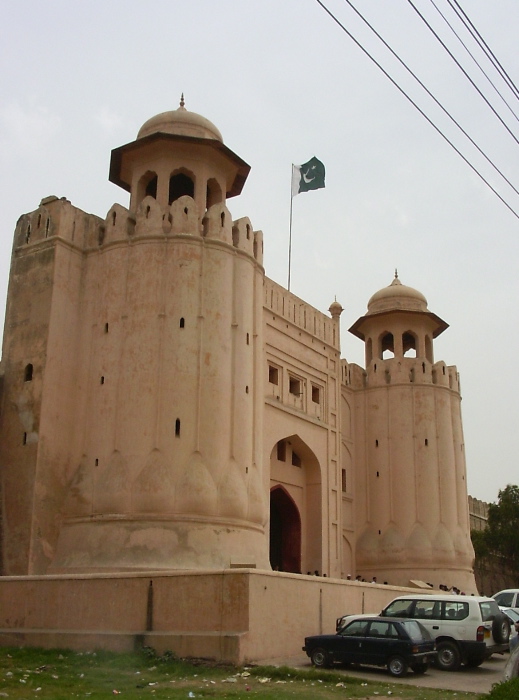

258,651,509,695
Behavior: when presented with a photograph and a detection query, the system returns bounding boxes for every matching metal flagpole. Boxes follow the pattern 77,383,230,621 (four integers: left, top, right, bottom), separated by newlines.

288,164,294,291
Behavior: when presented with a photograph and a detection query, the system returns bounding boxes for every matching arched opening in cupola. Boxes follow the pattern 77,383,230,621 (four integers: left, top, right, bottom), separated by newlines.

380,332,395,359
402,331,418,358
206,178,223,209
136,171,158,206
169,171,194,205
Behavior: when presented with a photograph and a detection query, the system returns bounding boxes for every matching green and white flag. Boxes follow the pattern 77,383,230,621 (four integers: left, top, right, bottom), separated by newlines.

291,156,326,197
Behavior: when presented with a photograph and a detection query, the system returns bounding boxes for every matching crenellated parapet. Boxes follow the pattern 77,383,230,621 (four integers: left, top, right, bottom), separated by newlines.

362,356,461,392
14,196,104,251
264,277,340,349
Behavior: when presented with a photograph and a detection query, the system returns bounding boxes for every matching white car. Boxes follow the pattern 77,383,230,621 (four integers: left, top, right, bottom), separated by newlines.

493,589,519,614
377,594,510,671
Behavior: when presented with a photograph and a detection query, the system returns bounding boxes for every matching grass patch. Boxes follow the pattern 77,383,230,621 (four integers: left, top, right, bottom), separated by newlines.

0,646,484,699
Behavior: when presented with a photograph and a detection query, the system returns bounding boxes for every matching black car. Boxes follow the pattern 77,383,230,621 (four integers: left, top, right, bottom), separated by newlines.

303,616,436,677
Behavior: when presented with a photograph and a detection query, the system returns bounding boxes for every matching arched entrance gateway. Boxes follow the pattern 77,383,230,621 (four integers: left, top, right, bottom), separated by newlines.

269,435,322,575
269,487,301,573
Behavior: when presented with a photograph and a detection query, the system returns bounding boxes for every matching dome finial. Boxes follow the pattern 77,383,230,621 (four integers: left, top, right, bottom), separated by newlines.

179,93,185,109
394,268,398,279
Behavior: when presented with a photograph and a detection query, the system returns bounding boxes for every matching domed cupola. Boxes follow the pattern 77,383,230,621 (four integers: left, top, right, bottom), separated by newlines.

109,95,250,216
349,272,448,365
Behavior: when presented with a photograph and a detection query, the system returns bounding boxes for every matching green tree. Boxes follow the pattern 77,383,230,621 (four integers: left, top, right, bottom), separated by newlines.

472,485,519,582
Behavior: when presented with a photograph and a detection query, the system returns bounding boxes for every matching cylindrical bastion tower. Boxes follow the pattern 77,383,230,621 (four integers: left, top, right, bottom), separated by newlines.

50,100,270,571
349,274,476,592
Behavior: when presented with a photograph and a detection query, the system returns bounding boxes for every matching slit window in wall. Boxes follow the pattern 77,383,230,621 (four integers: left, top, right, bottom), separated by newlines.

291,450,301,467
24,363,33,382
100,376,105,385
277,440,286,462
341,469,347,493
104,323,109,333
45,218,50,237
95,458,99,466
112,211,117,226
268,365,279,385
375,439,379,447
289,376,301,397
23,432,27,445
26,224,31,244
179,317,185,328
311,385,320,404
246,332,250,345
425,439,428,446
175,419,181,437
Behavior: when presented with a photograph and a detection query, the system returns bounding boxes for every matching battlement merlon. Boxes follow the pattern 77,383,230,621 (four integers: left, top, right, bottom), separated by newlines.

264,276,341,351
13,196,264,266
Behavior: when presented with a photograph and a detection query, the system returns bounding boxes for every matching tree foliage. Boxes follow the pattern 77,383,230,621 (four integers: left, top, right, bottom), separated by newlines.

472,485,519,577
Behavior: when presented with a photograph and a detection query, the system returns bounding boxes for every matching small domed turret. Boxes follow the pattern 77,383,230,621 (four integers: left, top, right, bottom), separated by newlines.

329,299,343,320
367,272,428,315
137,94,223,142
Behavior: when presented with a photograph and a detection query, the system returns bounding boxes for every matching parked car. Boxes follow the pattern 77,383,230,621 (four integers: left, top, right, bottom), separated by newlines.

303,615,436,677
493,589,519,614
377,594,510,671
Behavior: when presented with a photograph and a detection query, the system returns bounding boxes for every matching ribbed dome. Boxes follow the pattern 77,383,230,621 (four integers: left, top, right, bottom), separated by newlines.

367,276,428,315
137,97,223,142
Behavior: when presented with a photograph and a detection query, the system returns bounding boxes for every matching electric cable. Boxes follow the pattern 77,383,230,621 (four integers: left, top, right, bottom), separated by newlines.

447,0,519,101
340,0,519,199
405,0,519,148
313,0,519,220
427,0,519,123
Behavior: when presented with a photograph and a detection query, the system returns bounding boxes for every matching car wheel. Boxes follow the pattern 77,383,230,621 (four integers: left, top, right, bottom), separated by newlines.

412,663,429,674
387,656,408,677
436,641,461,671
492,613,511,644
311,647,331,668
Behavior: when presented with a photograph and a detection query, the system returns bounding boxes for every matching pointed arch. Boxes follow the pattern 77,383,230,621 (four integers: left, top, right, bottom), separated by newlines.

269,434,322,574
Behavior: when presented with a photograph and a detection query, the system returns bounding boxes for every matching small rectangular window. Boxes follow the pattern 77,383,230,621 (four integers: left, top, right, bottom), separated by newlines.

277,440,286,462
311,385,320,404
291,451,301,467
289,376,301,396
341,469,347,492
268,365,279,385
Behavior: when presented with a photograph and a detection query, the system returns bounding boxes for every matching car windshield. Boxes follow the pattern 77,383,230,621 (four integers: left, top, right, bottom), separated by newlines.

494,592,515,607
382,599,412,617
399,620,431,642
480,600,500,622
504,608,519,623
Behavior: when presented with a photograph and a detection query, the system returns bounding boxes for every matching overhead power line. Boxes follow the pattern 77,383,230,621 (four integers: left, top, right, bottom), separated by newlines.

339,0,519,199
313,0,519,220
427,0,519,124
447,0,519,101
405,0,519,148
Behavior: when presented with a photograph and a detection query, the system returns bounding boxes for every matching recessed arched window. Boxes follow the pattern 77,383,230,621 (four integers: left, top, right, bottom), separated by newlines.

169,172,194,205
179,317,185,328
24,363,33,382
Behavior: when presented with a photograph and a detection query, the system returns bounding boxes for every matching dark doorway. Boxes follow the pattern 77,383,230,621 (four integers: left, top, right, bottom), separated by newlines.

169,173,194,204
269,487,301,573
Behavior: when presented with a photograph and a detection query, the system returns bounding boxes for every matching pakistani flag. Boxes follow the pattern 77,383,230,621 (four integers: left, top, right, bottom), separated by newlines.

291,157,326,197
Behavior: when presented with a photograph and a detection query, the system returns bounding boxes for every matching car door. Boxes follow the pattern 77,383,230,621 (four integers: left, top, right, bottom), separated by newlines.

361,621,401,666
336,619,370,663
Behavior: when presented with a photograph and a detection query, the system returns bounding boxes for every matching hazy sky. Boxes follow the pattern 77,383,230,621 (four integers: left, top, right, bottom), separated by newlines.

1,0,518,502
